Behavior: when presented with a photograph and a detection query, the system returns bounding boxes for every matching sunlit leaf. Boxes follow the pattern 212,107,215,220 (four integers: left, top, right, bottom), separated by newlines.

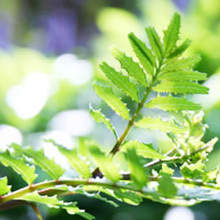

50,140,91,179
153,81,209,94
94,83,130,120
0,177,11,195
158,173,177,197
111,47,147,86
146,96,202,111
145,27,163,61
11,144,64,180
125,148,147,188
163,13,180,54
122,140,166,159
0,151,37,185
128,32,155,75
89,144,120,182
100,62,139,101
135,117,187,134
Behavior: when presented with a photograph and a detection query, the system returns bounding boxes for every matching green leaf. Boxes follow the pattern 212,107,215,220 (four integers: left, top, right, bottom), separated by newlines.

111,47,147,86
128,32,155,75
125,148,147,188
158,173,177,197
114,189,142,205
49,140,91,179
180,160,205,179
161,164,174,175
11,144,64,180
20,192,68,208
94,83,130,120
0,177,11,195
146,96,202,111
89,144,120,182
19,192,94,220
100,62,139,101
153,81,209,94
0,151,37,185
162,55,201,72
163,13,181,54
168,39,192,58
135,117,187,134
158,70,207,81
80,190,118,207
145,27,163,60
122,140,166,159
90,106,117,139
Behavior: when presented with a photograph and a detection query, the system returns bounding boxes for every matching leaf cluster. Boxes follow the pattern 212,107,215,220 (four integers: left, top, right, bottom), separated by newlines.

0,13,219,220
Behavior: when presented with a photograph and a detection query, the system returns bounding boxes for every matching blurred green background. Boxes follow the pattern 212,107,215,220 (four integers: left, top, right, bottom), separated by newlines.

0,0,220,219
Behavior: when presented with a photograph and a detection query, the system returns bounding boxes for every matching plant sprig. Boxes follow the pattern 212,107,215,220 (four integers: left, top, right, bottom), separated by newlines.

0,13,219,220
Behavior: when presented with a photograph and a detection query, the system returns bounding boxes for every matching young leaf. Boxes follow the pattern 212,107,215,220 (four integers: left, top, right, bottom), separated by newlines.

162,55,201,72
146,96,202,111
180,160,205,179
94,83,130,120
50,141,91,179
158,173,177,198
111,47,147,86
163,13,181,54
100,62,139,101
128,32,155,75
122,140,166,160
125,148,147,188
0,151,37,185
89,144,120,182
145,27,163,61
168,39,192,58
19,192,94,220
158,70,207,81
0,177,11,195
11,144,64,180
89,106,117,139
114,189,142,205
153,81,209,94
135,117,187,134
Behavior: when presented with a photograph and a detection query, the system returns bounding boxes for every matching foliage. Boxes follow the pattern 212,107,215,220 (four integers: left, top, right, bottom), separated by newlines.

0,13,219,220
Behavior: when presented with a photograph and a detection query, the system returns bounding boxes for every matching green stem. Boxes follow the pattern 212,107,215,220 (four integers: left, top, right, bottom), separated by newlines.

144,137,218,169
31,204,43,220
110,86,152,154
1,175,220,208
0,179,142,204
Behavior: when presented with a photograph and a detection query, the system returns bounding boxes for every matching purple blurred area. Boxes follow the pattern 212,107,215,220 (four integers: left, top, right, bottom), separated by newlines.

39,9,77,54
0,0,189,55
173,0,190,11
0,12,12,50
